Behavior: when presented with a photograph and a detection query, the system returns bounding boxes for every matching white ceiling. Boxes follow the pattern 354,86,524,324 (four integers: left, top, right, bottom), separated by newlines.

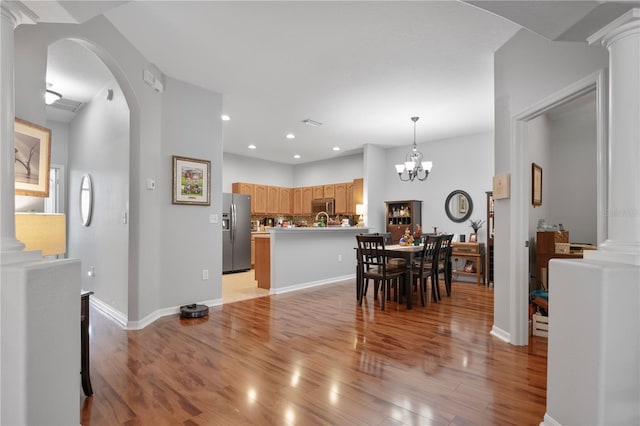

26,1,638,165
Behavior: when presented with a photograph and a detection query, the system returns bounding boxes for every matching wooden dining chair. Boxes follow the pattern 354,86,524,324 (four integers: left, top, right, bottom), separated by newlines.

411,235,442,306
437,234,454,297
356,234,406,310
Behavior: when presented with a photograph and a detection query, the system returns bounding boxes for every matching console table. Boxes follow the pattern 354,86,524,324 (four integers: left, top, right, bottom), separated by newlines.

451,242,485,285
81,290,93,396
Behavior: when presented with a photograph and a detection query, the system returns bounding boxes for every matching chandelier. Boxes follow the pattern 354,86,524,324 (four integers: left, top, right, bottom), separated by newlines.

395,116,432,182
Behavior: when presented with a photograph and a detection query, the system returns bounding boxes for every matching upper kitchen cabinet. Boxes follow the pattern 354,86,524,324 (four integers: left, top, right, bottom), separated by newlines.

323,185,335,199
293,187,313,215
280,187,292,215
253,184,267,214
312,185,324,200
267,186,280,214
334,183,348,214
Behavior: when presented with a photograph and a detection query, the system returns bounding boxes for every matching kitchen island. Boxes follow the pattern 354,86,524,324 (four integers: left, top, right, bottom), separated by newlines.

261,227,370,294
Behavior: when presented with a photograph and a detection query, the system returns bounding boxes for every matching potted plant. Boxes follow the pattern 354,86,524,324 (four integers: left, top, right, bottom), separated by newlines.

468,219,485,242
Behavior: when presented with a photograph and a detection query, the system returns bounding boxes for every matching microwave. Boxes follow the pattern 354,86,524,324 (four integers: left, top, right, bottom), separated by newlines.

312,199,334,215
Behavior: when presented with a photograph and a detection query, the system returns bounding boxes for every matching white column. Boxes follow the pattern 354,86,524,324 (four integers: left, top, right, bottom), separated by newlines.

0,2,37,262
587,8,640,265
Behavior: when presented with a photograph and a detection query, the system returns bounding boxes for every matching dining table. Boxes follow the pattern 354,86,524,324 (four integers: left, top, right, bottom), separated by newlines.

381,243,425,310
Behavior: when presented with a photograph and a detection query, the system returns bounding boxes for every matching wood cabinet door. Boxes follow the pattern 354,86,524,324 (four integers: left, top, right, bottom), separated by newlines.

323,184,335,199
312,186,324,200
267,186,280,214
346,182,354,214
293,188,303,214
253,184,267,214
280,187,292,215
302,187,313,214
232,182,253,196
334,183,347,213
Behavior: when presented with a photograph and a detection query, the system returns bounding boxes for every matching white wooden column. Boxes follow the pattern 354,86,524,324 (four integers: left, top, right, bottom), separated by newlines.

586,8,640,265
0,2,36,262
544,9,640,426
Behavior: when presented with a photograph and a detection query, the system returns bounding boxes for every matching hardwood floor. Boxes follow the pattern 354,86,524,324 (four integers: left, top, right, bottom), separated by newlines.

82,280,547,425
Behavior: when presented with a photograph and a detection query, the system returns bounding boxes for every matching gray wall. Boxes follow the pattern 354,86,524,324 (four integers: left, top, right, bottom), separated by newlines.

160,77,222,307
494,28,607,339
67,77,130,315
223,153,294,192
15,17,224,325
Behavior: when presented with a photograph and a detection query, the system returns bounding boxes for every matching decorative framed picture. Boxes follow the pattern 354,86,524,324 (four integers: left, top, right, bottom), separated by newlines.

469,233,477,243
464,260,475,273
172,155,210,206
532,163,542,207
14,118,51,197
458,194,467,214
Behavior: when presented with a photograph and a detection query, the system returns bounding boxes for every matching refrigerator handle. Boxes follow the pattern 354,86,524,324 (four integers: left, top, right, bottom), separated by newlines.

231,202,236,240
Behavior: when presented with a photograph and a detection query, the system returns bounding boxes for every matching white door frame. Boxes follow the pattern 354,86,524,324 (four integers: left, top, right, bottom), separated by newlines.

509,69,608,345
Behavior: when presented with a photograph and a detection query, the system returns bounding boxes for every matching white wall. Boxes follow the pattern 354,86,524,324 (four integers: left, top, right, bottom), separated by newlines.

223,153,294,192
380,131,494,240
293,153,363,187
67,76,130,316
494,28,607,340
547,94,597,244
14,17,225,326
161,77,222,307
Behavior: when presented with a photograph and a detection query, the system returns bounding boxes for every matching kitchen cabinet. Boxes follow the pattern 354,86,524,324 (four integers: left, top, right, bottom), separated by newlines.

280,187,292,215
348,178,364,214
254,234,270,289
301,187,313,214
253,184,267,214
323,185,335,199
385,200,422,243
334,183,347,214
232,182,253,197
312,185,324,200
267,186,280,214
293,188,303,214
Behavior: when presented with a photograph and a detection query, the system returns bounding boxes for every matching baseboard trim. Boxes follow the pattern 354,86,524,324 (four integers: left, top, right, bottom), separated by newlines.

490,325,511,343
271,274,355,295
540,413,561,426
126,297,223,330
90,296,127,328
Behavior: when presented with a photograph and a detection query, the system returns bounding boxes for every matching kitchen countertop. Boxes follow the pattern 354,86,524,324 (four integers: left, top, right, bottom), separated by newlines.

268,226,368,233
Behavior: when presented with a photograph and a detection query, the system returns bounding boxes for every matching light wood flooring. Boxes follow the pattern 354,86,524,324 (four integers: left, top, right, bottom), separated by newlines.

82,280,547,425
222,269,269,303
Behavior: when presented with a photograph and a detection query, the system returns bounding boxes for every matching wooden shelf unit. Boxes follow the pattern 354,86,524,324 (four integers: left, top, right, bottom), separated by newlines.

486,191,494,285
451,242,485,285
385,200,422,243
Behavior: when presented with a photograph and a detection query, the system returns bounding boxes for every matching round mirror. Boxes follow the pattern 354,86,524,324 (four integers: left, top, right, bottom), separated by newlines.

80,174,93,226
445,190,473,223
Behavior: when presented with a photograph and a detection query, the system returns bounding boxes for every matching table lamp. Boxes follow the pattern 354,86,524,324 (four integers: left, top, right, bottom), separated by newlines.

356,204,365,227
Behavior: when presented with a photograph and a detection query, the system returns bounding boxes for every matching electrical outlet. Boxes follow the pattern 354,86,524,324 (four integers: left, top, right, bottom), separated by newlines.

88,266,95,277
202,269,209,280
338,254,342,262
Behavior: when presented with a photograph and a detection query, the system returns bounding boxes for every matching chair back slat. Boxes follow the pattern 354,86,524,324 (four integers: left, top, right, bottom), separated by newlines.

356,234,387,273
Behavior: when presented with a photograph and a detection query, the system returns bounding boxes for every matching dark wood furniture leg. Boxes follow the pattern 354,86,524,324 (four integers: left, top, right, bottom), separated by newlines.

81,291,94,397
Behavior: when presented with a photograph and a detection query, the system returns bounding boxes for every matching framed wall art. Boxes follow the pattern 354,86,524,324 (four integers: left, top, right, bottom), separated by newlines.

172,155,210,206
532,163,542,207
14,118,51,197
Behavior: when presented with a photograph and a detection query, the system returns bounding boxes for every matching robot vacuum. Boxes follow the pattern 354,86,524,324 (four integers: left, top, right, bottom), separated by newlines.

180,304,209,318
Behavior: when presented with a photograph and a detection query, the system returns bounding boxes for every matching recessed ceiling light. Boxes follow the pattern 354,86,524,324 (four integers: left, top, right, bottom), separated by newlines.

293,154,301,159
221,114,230,121
332,146,340,151
248,144,256,150
286,133,295,139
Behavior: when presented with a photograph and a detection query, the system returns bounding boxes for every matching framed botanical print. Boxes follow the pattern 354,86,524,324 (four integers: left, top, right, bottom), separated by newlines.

172,155,211,206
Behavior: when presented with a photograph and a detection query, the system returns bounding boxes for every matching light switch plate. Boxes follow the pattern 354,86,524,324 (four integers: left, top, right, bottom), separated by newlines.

210,214,218,224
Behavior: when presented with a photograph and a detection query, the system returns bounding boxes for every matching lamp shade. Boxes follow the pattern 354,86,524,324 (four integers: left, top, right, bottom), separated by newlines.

15,213,66,256
355,204,365,215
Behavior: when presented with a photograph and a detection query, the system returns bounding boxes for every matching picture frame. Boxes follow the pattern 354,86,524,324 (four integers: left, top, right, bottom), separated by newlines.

532,163,542,207
469,233,477,243
464,260,475,273
172,155,210,206
14,118,51,197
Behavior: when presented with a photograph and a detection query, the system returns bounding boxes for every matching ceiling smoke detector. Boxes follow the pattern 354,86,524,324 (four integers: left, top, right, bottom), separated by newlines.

301,118,322,127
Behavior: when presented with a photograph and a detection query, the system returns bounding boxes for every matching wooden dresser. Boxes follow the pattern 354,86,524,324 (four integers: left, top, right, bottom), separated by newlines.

451,242,485,285
535,231,583,289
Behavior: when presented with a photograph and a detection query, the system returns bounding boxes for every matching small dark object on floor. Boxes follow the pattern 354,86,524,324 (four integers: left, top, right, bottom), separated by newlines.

180,304,209,318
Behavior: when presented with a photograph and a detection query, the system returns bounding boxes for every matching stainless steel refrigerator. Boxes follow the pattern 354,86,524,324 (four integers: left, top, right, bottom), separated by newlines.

222,193,251,273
